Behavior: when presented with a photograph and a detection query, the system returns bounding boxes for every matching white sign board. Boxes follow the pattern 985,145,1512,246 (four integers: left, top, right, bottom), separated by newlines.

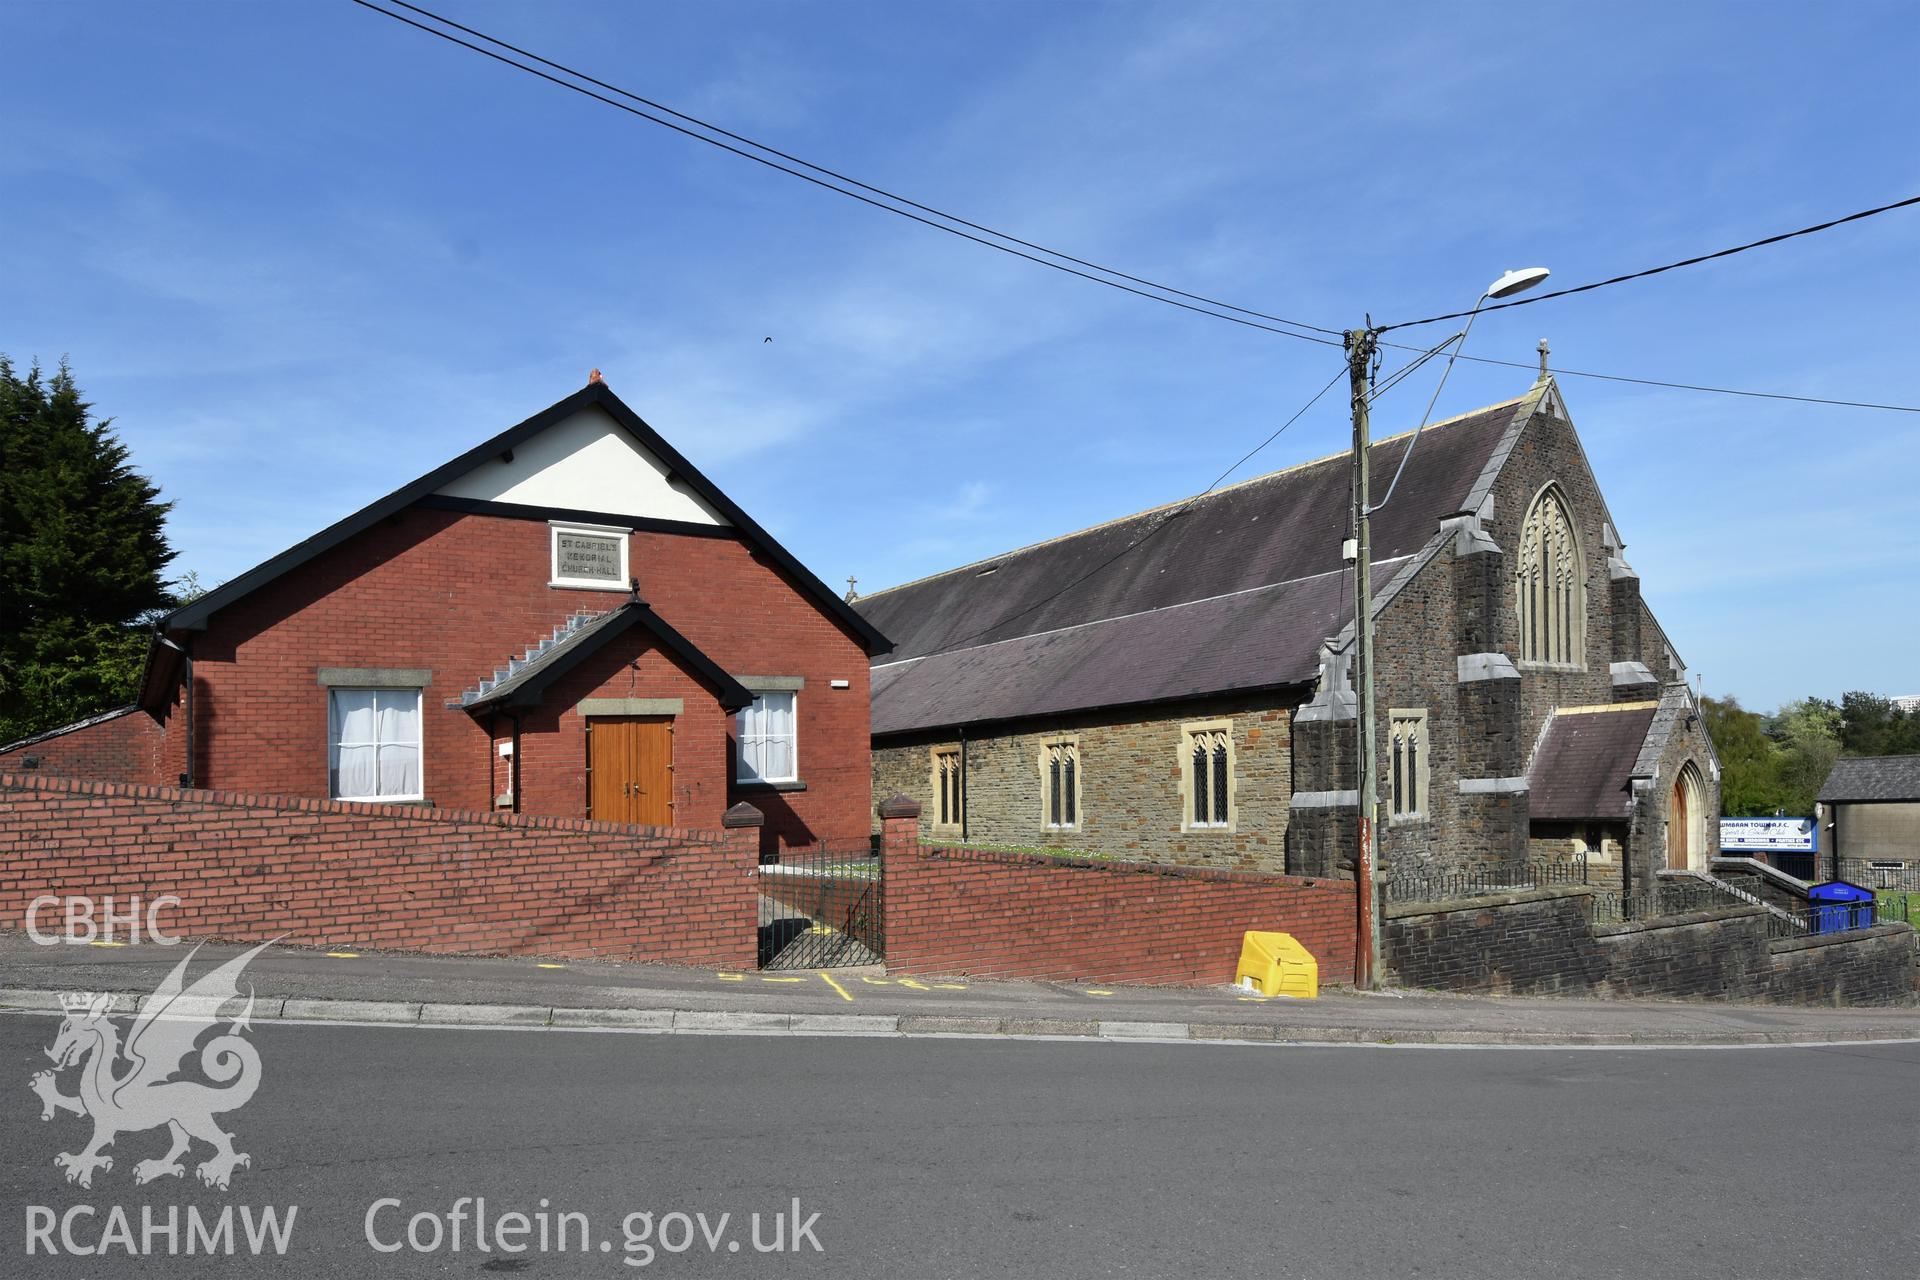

1719,817,1816,853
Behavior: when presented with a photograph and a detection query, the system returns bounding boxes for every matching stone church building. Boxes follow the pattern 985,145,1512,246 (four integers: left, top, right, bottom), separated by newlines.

857,372,1718,895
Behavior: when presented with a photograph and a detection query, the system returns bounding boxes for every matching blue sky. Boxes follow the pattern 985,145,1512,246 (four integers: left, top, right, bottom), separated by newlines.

4,1,1917,710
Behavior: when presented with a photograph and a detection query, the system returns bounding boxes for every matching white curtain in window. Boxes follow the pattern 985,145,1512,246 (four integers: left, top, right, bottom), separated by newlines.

738,692,798,782
376,692,422,797
329,688,421,799
330,690,378,799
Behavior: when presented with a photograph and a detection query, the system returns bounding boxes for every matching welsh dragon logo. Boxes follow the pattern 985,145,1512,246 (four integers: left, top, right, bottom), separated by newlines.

29,941,271,1190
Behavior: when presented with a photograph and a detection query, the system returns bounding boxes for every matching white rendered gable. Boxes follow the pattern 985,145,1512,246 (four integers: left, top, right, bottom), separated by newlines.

435,405,729,526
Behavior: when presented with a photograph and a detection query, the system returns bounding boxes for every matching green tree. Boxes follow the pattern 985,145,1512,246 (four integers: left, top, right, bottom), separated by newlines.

0,358,176,742
1837,691,1920,757
1702,695,1788,816
1769,697,1841,816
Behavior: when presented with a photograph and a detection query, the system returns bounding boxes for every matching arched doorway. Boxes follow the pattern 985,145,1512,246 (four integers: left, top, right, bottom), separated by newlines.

1667,763,1707,871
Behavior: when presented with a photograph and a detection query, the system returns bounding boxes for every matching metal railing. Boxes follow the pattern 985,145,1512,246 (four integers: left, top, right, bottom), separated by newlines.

755,841,884,970
1839,859,1920,892
1384,859,1588,906
1764,894,1913,940
1588,880,1746,925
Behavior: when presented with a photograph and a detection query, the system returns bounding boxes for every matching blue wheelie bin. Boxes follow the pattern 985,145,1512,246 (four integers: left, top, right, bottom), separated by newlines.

1806,881,1876,934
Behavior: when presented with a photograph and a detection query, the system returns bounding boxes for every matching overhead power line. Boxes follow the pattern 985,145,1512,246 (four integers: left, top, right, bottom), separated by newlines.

351,2,1920,416
882,359,1349,672
1379,192,1920,332
1381,343,1920,414
348,0,1342,346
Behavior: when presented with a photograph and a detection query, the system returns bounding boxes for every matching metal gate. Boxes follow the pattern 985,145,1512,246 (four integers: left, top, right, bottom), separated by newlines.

756,842,884,969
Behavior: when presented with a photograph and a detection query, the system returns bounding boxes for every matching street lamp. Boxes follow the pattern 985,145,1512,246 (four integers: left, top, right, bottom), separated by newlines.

1344,266,1550,990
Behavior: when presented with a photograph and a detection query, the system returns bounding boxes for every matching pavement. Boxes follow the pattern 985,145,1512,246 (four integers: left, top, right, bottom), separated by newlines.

3,1015,1917,1278
3,931,1918,1047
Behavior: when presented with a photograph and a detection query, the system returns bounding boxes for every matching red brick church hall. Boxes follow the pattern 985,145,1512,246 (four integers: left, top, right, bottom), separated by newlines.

0,377,891,853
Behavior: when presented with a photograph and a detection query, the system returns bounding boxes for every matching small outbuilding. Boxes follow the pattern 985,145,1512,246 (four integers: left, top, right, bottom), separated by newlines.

1818,756,1920,886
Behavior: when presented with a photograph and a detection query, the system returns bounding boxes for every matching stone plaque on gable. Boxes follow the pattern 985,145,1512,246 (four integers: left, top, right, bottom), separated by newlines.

556,532,621,581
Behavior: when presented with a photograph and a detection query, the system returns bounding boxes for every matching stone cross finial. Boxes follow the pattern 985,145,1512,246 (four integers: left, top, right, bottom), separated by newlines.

844,575,859,603
1536,339,1550,380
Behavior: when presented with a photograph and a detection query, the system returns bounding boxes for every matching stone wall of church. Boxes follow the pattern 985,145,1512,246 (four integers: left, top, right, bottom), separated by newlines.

871,690,1306,873
1289,388,1715,882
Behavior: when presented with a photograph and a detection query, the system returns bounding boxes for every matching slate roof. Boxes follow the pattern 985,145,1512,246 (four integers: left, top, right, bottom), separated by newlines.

1819,756,1920,804
871,564,1377,736
1527,703,1660,820
456,600,752,714
860,391,1535,735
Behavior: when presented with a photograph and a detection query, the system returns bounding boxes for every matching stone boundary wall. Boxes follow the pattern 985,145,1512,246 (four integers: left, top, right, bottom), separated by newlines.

880,807,1355,987
1590,907,1774,1000
0,772,758,968
1386,885,1916,1006
1385,886,1605,996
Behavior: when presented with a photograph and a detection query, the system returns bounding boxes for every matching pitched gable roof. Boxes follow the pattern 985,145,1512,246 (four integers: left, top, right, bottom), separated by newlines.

860,390,1537,735
163,381,890,654
1527,702,1661,820
1819,756,1920,804
456,600,753,714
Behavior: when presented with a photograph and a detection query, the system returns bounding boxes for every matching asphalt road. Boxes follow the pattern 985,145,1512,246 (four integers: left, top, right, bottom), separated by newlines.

2,1014,1915,1279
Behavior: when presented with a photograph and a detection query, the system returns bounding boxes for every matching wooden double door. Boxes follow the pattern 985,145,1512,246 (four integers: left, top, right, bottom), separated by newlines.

587,717,674,826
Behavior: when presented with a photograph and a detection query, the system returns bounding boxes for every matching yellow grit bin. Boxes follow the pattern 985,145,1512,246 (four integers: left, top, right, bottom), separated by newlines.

1235,931,1318,999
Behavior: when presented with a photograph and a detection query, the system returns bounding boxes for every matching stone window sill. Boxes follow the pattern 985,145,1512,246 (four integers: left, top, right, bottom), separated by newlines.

737,779,807,794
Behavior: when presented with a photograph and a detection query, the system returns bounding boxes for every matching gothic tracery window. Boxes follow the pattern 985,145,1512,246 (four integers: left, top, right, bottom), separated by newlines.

1516,485,1584,665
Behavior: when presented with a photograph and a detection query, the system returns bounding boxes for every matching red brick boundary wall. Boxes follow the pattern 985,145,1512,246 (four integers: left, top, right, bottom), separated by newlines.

0,708,167,786
878,799,1356,986
0,773,758,968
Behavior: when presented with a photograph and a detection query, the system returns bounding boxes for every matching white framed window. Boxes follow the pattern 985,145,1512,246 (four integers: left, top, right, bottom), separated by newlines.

931,747,964,831
328,687,423,801
549,520,630,590
1388,709,1429,822
1180,721,1235,831
1041,738,1080,830
736,691,798,783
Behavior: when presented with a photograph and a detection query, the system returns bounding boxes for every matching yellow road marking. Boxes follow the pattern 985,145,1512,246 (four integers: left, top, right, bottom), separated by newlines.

859,975,893,986
1084,989,1115,997
818,972,854,1003
716,972,745,982
760,976,806,984
934,983,968,990
1236,995,1271,1003
536,963,568,970
325,951,359,959
87,940,128,948
897,978,931,991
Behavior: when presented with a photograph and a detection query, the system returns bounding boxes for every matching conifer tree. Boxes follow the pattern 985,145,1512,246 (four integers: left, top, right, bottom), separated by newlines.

0,358,176,741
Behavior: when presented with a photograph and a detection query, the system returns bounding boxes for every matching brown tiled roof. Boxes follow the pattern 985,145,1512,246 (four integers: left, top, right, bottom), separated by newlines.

1527,703,1660,820
860,393,1533,735
1819,756,1920,804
